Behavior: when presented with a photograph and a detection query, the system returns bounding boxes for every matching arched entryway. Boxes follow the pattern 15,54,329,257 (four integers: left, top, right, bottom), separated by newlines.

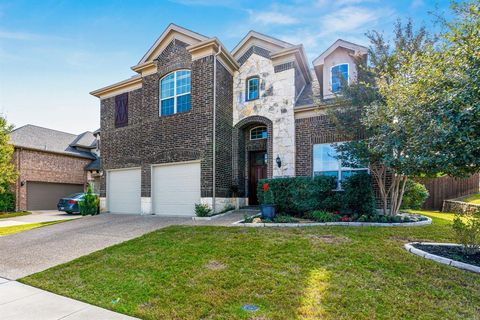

233,116,273,205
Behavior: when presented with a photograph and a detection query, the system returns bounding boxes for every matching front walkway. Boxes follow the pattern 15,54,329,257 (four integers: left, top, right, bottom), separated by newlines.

0,277,137,320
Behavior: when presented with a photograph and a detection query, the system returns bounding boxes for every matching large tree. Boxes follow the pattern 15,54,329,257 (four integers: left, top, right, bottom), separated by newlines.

330,1,480,215
0,117,18,193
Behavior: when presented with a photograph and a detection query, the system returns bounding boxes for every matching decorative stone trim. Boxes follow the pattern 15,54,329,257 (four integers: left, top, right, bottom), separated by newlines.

233,216,432,227
405,242,480,273
191,209,236,221
237,46,271,65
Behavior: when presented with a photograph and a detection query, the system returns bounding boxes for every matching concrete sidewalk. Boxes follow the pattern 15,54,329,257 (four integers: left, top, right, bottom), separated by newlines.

0,277,137,320
0,211,80,228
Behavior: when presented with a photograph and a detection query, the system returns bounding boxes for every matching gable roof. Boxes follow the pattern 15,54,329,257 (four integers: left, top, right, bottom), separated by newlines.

9,125,96,159
313,39,368,66
231,30,293,59
136,23,209,66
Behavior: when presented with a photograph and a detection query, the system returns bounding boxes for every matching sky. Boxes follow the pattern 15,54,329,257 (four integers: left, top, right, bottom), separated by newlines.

0,0,452,134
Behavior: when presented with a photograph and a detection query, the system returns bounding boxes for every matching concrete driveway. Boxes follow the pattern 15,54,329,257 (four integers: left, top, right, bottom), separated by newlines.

0,213,195,280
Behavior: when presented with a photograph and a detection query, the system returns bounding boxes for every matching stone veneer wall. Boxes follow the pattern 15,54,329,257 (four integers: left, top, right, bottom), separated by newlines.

13,148,89,211
233,53,297,177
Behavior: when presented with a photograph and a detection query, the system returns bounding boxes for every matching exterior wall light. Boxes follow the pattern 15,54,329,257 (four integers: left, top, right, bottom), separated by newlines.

20,181,26,187
276,155,282,168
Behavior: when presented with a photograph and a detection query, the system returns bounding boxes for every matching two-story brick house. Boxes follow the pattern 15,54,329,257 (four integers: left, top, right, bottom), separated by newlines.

91,24,368,215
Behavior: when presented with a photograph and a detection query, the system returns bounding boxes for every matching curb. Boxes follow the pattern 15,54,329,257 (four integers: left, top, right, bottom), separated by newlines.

404,242,480,274
233,216,432,228
192,209,237,221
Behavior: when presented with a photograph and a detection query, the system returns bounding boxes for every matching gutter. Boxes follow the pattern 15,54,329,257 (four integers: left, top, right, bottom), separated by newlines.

212,45,222,213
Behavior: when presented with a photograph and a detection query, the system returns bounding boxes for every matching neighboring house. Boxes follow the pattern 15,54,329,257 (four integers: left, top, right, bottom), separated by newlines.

91,23,368,216
10,125,100,211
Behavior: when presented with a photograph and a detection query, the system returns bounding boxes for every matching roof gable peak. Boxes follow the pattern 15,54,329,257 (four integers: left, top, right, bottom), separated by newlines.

231,30,294,59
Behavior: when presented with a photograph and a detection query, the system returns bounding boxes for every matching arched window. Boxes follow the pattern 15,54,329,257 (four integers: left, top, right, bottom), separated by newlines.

160,70,191,116
331,64,348,93
250,126,267,140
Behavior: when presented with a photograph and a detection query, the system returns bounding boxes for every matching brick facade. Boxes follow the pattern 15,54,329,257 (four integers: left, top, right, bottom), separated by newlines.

100,39,234,202
13,148,89,211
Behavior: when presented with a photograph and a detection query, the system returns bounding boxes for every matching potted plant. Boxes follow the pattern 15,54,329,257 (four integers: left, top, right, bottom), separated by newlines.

260,183,276,219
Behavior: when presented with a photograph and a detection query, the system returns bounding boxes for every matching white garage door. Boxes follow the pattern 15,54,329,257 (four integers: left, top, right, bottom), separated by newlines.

152,162,200,216
108,168,141,214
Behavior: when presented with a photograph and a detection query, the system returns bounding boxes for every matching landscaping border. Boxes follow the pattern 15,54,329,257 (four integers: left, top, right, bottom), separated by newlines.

233,216,432,227
404,242,480,274
192,210,236,221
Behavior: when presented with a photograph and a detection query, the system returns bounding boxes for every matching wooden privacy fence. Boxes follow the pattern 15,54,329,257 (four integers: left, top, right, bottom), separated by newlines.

421,174,480,210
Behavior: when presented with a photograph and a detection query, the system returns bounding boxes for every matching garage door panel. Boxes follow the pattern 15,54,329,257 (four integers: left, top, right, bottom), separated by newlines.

108,169,141,214
153,162,200,216
27,182,84,211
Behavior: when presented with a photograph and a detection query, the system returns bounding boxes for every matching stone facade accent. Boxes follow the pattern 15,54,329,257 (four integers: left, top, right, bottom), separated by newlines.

233,53,297,178
13,148,89,211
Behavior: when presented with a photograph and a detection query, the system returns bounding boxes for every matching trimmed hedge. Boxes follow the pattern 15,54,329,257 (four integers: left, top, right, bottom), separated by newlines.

258,173,376,217
401,180,429,210
257,176,339,216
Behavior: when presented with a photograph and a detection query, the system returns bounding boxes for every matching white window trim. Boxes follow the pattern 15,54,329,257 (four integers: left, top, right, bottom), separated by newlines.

312,143,368,190
330,63,349,94
246,77,260,101
159,69,191,116
250,125,267,140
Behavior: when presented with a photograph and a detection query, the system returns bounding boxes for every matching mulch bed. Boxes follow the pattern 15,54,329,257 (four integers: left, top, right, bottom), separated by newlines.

413,244,480,267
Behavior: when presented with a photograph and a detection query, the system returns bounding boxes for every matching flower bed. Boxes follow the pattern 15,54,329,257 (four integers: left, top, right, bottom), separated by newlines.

237,213,431,227
405,242,480,273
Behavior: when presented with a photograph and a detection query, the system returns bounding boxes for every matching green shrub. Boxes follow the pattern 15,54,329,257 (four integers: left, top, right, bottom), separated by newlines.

0,183,15,212
257,176,337,216
194,203,212,217
452,210,480,255
341,172,376,216
308,210,336,222
79,184,99,216
401,180,429,210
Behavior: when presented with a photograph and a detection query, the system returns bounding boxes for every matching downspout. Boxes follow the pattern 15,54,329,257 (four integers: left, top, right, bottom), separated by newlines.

212,44,222,213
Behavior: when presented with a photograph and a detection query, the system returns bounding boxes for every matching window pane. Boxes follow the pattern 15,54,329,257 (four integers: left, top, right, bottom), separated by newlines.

247,78,259,100
331,64,348,93
250,126,267,140
161,74,175,98
341,169,369,180
161,98,174,116
313,144,339,173
176,70,191,95
176,94,191,113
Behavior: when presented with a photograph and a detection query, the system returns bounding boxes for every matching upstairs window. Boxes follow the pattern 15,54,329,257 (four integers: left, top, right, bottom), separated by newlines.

160,70,191,116
331,64,349,93
246,76,259,101
250,126,267,140
114,93,128,128
313,143,367,189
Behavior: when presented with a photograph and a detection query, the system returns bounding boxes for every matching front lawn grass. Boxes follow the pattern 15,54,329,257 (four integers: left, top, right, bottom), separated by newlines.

0,221,62,236
462,193,480,205
0,211,31,219
21,211,480,320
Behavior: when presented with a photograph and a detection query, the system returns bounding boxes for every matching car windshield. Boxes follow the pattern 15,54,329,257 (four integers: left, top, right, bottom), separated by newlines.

67,193,84,199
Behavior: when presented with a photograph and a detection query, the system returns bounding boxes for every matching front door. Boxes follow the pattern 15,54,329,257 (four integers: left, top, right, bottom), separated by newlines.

249,151,267,205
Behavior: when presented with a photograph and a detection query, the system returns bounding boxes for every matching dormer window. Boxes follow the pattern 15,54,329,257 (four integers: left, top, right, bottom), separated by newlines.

250,126,267,140
331,64,349,93
246,76,259,101
160,70,191,116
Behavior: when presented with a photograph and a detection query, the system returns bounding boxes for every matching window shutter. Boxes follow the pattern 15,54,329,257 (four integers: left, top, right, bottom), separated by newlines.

115,93,128,128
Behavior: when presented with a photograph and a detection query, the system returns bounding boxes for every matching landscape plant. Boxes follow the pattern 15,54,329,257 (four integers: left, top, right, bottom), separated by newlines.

0,182,15,212
400,180,429,210
0,117,18,194
194,203,212,217
79,184,99,216
340,172,375,216
452,210,480,255
330,1,480,215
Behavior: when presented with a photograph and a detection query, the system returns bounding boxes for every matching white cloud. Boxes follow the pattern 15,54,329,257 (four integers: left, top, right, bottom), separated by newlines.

319,6,392,34
410,0,424,9
249,11,299,25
